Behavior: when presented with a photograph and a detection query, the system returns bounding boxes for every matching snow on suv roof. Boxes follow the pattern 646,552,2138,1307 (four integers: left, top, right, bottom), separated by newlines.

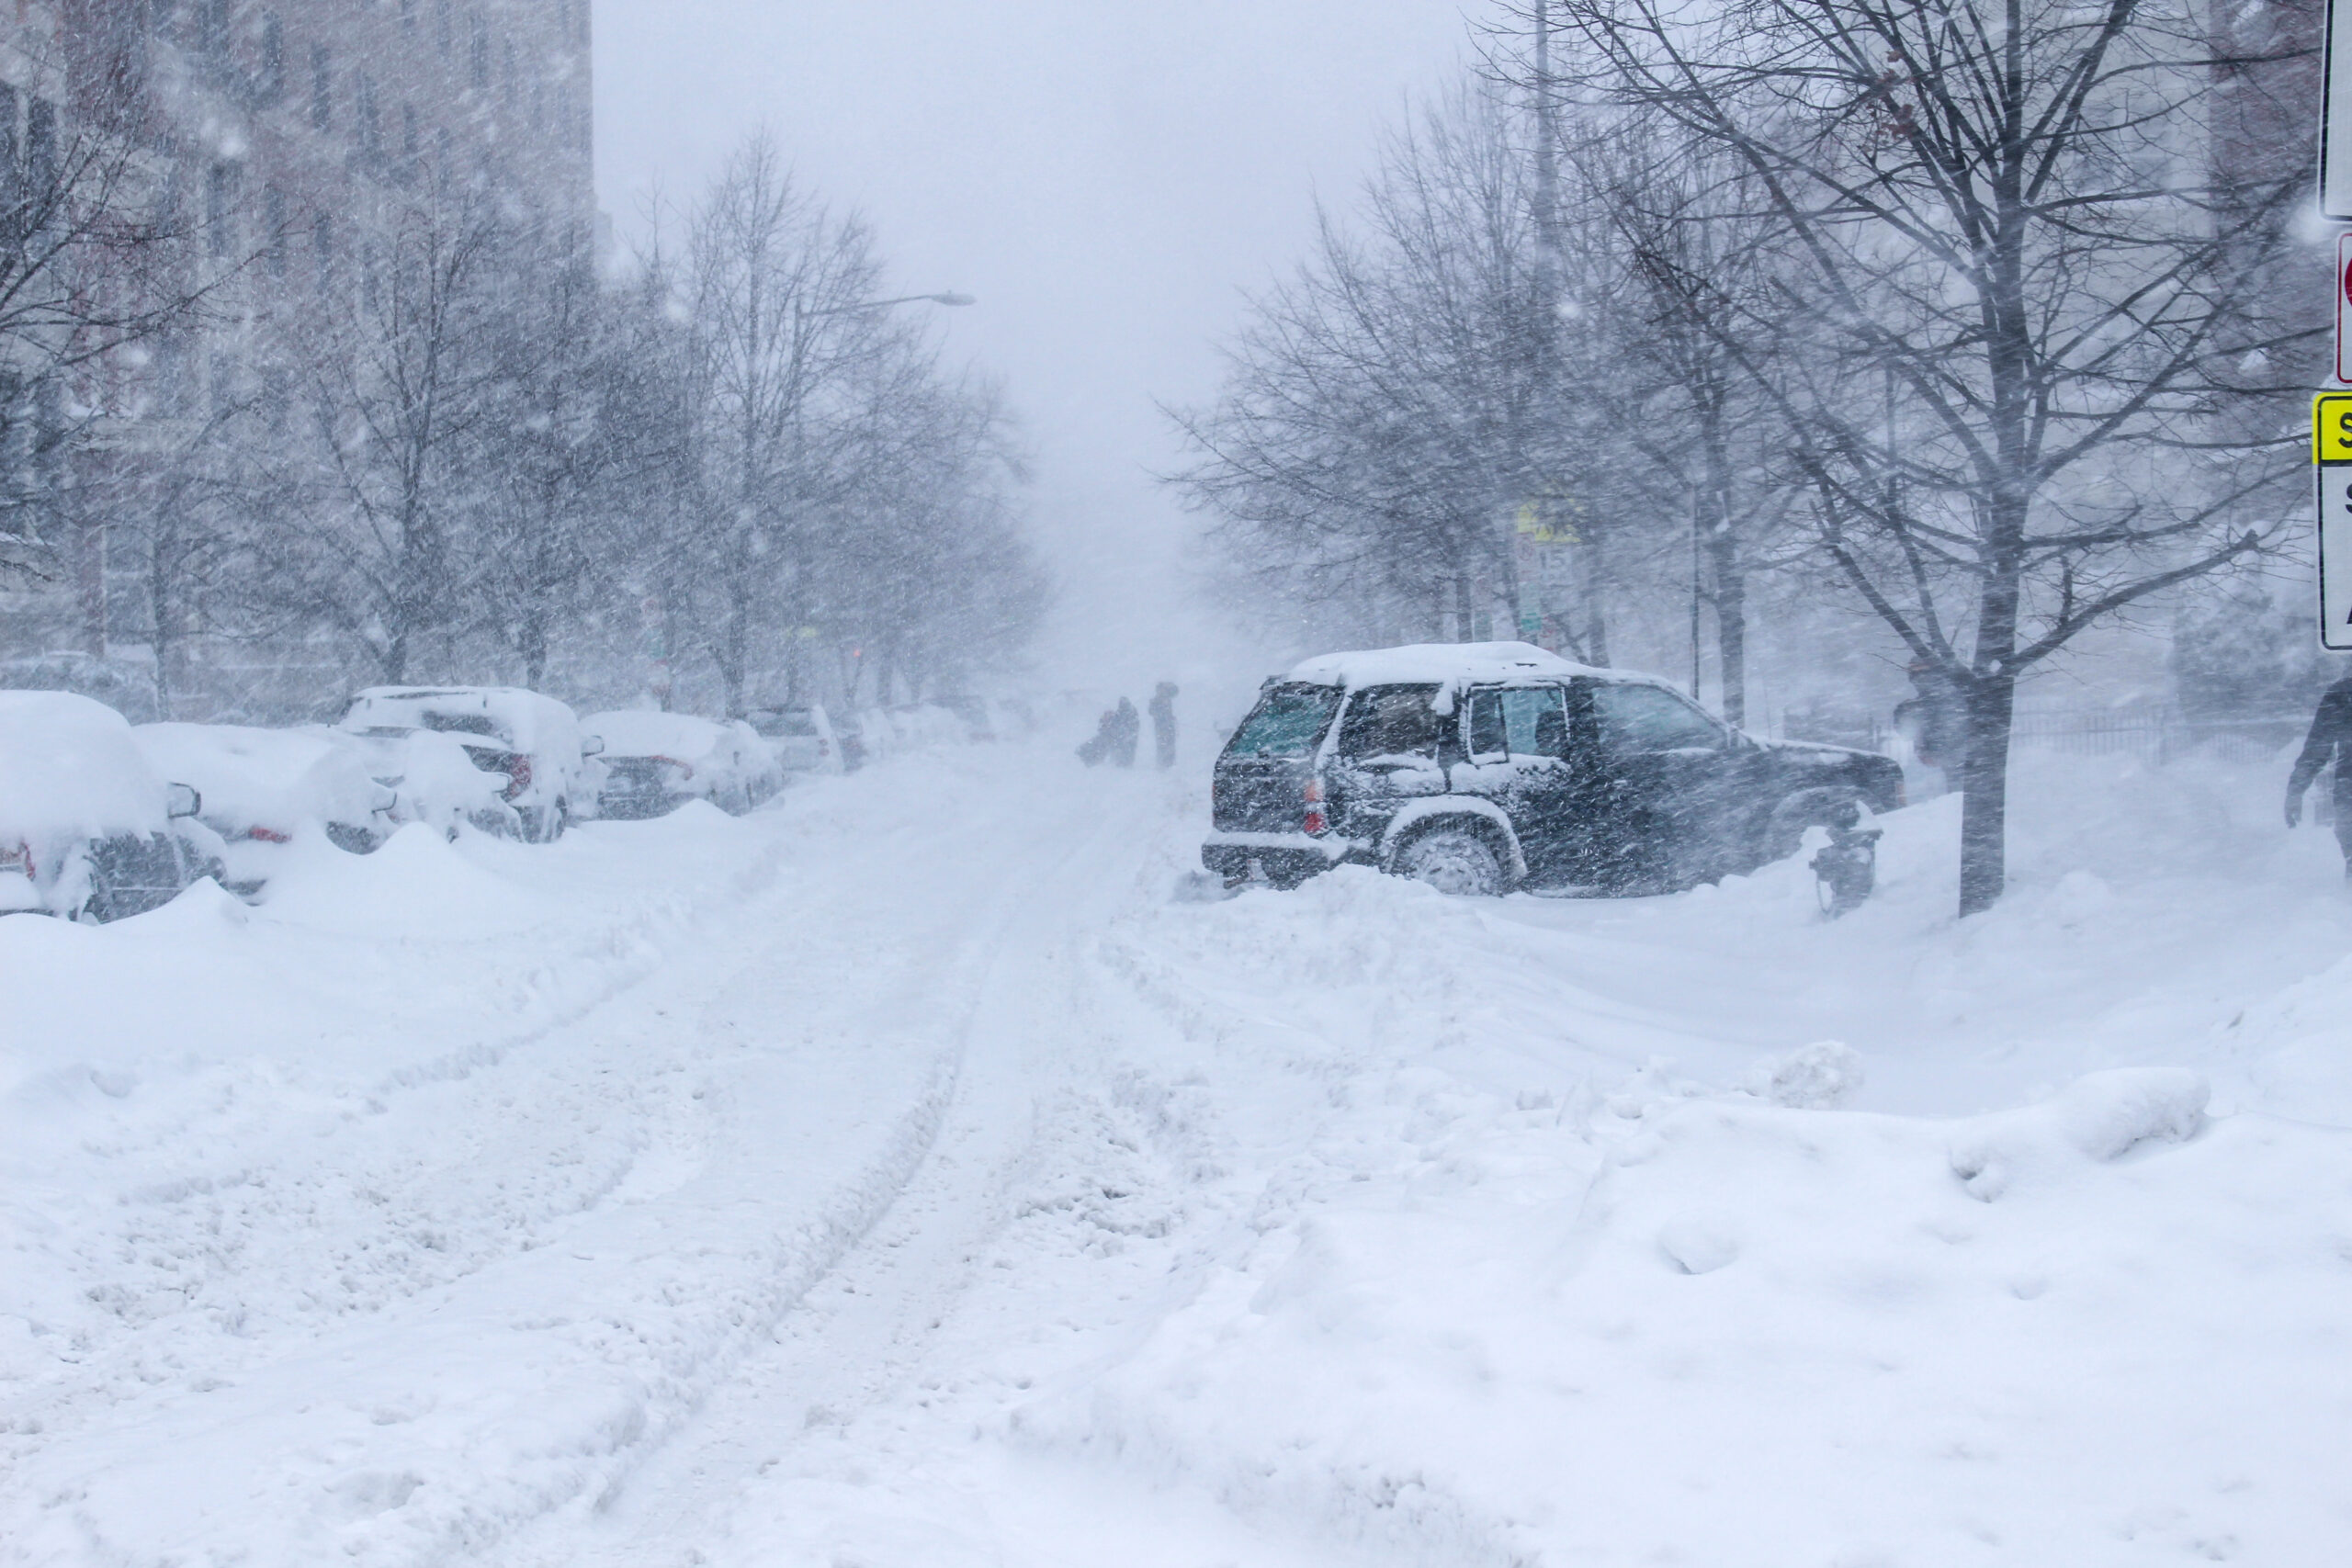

1283,641,1611,689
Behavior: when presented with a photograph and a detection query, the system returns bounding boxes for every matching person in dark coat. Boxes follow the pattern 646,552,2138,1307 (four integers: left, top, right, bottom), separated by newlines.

1148,682,1178,770
2287,673,2352,872
1077,708,1116,766
1110,696,1140,768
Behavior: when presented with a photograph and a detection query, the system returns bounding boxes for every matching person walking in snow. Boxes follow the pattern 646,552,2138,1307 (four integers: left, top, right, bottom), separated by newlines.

1110,696,1141,768
1148,681,1178,770
2286,672,2352,874
1077,706,1117,766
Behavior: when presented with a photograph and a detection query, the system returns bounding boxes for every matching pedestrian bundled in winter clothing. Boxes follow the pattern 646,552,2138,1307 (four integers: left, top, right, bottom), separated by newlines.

1111,696,1140,768
1077,708,1117,767
2287,673,2352,874
1148,682,1178,770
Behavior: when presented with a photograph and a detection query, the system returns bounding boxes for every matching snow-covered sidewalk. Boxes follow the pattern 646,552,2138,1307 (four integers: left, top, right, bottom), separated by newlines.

6,741,2350,1565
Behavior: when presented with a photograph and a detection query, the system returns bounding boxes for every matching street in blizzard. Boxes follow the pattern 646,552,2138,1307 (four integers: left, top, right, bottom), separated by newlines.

3,2,2349,1566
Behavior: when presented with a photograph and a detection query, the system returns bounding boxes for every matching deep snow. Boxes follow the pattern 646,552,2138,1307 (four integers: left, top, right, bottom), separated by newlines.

4,731,2350,1565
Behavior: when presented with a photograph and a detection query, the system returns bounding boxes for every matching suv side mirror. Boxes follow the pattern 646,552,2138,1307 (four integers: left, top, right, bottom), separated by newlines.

166,783,202,819
582,735,605,757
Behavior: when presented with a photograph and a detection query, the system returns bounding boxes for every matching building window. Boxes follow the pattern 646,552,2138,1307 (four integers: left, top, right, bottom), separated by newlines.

260,15,286,102
400,0,417,32
357,74,379,157
503,39,517,109
312,211,335,298
26,99,53,193
436,0,452,58
470,13,489,90
311,45,333,130
205,163,238,260
265,186,288,278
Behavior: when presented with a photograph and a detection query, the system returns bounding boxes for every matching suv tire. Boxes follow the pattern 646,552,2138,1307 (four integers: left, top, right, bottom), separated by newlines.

1394,825,1508,897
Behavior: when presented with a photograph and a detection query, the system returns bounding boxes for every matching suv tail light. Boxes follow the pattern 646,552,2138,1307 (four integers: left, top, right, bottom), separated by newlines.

0,840,30,877
503,753,534,800
1303,775,1328,836
245,827,292,843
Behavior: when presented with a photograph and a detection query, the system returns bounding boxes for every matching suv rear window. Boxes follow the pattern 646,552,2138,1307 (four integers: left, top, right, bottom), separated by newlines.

1338,684,1446,759
1225,683,1342,759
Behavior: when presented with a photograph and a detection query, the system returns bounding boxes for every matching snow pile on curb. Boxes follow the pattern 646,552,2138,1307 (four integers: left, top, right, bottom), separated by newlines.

1016,1060,2349,1564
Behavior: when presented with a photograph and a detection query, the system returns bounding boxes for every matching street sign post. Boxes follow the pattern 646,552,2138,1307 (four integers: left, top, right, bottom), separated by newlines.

2338,233,2352,384
2327,0,2352,219
2316,394,2352,649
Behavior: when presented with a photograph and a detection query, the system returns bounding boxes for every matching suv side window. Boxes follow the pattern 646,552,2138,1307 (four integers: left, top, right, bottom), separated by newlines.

1500,686,1568,758
1591,682,1724,752
1467,689,1508,761
1338,684,1447,760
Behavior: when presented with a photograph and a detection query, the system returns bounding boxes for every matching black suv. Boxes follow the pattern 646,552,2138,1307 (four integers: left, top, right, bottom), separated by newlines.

1203,643,1904,896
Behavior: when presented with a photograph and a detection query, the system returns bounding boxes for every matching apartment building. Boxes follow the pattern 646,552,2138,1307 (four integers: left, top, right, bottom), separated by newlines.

0,1,594,678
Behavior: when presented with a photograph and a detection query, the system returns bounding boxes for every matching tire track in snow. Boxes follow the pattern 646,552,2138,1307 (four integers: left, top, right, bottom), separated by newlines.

1,748,1115,1568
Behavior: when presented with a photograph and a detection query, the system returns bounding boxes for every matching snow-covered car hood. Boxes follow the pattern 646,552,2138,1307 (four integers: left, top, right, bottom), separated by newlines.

132,723,392,840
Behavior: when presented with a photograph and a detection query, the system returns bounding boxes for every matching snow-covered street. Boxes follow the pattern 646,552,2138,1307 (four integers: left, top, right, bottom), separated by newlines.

7,729,2352,1566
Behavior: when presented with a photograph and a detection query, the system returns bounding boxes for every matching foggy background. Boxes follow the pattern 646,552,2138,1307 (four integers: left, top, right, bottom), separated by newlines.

594,1,1472,705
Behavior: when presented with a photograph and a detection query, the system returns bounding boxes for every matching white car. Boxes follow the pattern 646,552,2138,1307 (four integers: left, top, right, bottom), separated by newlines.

0,691,227,920
336,687,604,841
584,711,784,818
744,704,842,773
131,723,399,895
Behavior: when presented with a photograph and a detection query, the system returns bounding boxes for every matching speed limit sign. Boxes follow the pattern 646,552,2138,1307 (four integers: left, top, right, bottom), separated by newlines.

2318,393,2352,649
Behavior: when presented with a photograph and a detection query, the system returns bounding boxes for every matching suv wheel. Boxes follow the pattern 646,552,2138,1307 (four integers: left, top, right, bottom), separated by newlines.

1394,825,1508,897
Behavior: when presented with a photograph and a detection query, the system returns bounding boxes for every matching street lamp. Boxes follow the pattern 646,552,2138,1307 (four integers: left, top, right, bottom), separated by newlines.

798,291,975,321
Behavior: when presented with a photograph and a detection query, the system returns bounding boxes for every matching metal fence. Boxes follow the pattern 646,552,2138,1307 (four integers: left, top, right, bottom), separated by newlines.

2007,709,2304,766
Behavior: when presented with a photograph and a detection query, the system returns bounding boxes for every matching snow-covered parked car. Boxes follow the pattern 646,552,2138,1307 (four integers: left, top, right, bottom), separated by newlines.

131,723,398,895
1204,641,1905,896
335,687,604,842
0,691,227,920
357,728,521,839
583,710,783,818
744,704,843,773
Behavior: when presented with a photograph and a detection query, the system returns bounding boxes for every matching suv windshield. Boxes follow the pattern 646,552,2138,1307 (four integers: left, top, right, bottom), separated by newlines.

1226,683,1341,759
1338,684,1446,759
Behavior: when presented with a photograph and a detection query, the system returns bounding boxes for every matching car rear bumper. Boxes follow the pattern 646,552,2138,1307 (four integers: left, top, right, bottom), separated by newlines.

1200,830,1362,885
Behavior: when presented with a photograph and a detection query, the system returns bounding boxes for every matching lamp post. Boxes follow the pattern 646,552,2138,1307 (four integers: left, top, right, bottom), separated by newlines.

797,291,975,322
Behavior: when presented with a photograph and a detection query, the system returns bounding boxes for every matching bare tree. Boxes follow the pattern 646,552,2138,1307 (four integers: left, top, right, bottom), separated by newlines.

1531,0,2315,913
260,192,503,683
1173,88,1596,649
0,66,224,614
675,136,903,713
469,242,658,690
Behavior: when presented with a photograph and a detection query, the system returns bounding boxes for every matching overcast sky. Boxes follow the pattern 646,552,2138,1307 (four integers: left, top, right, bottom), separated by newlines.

593,2,1472,698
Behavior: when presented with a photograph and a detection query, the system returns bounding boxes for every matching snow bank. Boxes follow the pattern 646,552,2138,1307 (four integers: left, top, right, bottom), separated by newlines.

1010,1063,2347,1564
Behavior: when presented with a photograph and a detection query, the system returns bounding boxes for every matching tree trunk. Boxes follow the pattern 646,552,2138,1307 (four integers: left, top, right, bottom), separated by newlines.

1580,533,1610,666
521,610,548,691
1706,524,1746,727
1956,673,2015,917
1453,572,1475,642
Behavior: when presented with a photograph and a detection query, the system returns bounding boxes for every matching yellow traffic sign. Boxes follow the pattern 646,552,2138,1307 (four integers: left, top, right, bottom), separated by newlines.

2315,392,2352,462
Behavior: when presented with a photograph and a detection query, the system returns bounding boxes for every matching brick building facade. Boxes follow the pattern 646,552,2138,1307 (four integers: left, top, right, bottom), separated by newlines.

0,1,593,688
